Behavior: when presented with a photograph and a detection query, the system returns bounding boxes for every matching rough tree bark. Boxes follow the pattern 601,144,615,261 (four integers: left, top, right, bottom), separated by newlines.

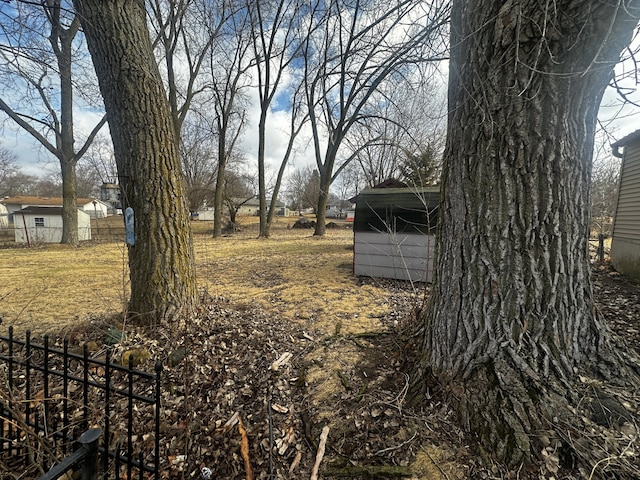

412,0,639,468
74,0,197,324
313,169,332,237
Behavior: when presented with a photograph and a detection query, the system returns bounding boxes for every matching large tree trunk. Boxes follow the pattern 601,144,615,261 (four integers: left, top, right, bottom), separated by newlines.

411,0,639,468
74,0,197,324
59,159,78,245
257,111,269,238
313,173,330,237
313,144,338,237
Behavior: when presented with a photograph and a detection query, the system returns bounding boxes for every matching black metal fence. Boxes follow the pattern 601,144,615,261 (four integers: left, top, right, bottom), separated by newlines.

38,428,101,480
0,327,162,479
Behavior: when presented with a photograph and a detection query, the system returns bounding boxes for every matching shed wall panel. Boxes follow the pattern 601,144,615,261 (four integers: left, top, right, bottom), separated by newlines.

353,231,434,282
14,210,92,243
613,143,640,242
611,138,640,278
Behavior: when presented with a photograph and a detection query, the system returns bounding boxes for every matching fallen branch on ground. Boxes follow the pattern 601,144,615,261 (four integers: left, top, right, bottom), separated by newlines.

310,425,329,480
238,416,253,480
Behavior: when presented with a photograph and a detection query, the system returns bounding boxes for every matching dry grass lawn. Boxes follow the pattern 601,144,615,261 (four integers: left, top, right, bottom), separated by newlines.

0,215,416,337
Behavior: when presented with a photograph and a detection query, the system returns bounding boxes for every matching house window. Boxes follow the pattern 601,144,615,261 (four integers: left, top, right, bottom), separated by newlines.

34,217,45,227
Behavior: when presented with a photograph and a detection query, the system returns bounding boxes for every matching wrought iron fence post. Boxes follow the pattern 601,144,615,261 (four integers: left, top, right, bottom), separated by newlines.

79,428,101,480
36,428,101,480
154,360,163,480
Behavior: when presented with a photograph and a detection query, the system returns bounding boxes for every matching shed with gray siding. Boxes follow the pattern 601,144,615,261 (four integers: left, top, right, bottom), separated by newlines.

353,187,439,282
610,129,640,281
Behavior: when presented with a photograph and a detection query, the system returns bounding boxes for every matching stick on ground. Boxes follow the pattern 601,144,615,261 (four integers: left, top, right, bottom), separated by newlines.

310,425,330,480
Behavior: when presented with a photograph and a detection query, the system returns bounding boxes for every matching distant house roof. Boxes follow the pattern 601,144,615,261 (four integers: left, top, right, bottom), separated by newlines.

612,129,640,158
234,197,259,207
1,195,98,207
15,206,89,216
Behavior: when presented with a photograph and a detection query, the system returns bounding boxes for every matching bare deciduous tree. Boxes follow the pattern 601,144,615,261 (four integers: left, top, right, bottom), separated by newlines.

302,0,450,236
0,0,106,244
206,7,253,237
78,133,118,184
590,129,622,237
222,170,255,226
75,162,101,198
346,80,446,188
148,0,226,139
0,148,18,196
287,166,320,213
179,115,218,213
0,172,41,197
332,161,363,207
248,0,308,238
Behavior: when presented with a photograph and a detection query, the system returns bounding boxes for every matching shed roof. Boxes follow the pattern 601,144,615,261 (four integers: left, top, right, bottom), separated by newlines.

348,178,409,204
354,187,440,234
15,206,65,216
1,195,98,207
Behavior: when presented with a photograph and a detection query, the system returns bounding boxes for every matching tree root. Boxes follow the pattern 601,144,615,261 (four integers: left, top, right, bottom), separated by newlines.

415,354,640,477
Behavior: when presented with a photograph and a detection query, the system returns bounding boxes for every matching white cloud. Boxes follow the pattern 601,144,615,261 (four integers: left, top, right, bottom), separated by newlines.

3,62,638,180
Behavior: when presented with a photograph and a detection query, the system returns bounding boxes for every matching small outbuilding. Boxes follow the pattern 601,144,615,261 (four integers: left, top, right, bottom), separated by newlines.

610,130,640,281
353,186,439,282
80,199,110,218
14,206,91,244
236,197,260,216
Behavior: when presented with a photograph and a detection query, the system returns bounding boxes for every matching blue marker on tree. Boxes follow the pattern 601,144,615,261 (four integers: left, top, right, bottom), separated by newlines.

125,207,135,246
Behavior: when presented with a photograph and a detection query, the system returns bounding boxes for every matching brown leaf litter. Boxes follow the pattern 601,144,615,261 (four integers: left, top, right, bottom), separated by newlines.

31,259,637,480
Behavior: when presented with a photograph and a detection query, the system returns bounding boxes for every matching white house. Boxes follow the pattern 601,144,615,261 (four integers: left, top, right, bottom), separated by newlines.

236,197,260,216
195,201,290,220
196,208,215,221
14,206,91,244
79,199,110,218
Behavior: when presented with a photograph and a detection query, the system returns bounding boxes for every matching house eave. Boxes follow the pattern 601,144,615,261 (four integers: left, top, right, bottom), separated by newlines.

612,129,640,158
